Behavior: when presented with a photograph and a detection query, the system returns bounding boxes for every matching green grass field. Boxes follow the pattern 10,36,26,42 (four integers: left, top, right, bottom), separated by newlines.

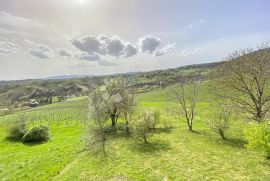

0,87,269,180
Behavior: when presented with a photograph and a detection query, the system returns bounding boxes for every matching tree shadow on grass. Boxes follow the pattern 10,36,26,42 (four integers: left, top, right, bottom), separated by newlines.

5,137,47,146
130,139,171,153
222,137,247,148
149,127,173,134
4,136,21,143
22,141,48,146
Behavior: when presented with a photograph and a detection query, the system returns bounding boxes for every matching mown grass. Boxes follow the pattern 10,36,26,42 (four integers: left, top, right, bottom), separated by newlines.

0,98,87,180
0,85,270,180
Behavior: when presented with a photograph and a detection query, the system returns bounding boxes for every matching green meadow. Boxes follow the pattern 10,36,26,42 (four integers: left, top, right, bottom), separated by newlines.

0,85,269,180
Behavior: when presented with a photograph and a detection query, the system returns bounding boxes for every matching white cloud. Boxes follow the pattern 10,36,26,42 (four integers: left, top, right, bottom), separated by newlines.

154,43,175,56
0,11,41,34
24,42,53,60
123,43,137,58
0,41,19,56
57,48,72,58
72,36,106,55
138,35,161,55
98,59,118,66
23,39,36,46
29,44,54,59
138,34,174,57
76,52,101,61
72,34,138,59
199,19,205,23
106,37,125,57
23,39,54,59
181,48,202,57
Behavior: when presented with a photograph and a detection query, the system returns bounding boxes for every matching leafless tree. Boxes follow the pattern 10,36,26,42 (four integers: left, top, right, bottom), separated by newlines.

213,44,270,123
86,84,109,156
172,81,197,131
119,92,137,134
103,78,137,130
131,107,154,143
208,102,231,139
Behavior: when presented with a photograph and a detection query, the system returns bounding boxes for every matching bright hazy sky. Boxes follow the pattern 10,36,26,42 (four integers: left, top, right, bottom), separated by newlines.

0,0,269,80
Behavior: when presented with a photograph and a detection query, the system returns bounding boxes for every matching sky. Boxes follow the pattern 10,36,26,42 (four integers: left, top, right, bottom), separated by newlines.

0,0,269,80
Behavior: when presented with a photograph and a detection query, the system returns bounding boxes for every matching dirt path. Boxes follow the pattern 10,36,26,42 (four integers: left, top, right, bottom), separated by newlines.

52,152,84,180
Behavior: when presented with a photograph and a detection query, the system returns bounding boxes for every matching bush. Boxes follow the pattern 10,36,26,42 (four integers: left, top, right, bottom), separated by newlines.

152,110,161,128
131,109,153,143
208,105,231,139
7,124,28,141
244,122,270,159
143,110,160,129
162,118,173,129
22,126,50,143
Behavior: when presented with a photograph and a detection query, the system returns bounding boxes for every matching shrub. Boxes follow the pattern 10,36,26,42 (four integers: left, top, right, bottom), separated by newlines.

7,124,28,141
162,118,173,129
131,109,153,143
244,122,270,159
22,126,50,143
208,105,231,139
152,110,161,128
143,110,161,129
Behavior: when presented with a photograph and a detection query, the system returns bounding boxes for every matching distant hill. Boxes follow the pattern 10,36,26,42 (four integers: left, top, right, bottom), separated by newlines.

43,75,94,80
0,61,222,113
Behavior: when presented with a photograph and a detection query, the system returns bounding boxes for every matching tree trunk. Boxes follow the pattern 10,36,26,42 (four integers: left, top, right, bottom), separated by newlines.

110,108,117,128
188,125,193,132
219,129,225,140
111,114,116,127
125,120,130,134
187,120,193,132
143,134,147,143
256,107,262,123
125,113,130,134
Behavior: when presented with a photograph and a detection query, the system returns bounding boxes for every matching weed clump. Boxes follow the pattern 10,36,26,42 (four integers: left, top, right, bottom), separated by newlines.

7,124,27,141
22,126,50,143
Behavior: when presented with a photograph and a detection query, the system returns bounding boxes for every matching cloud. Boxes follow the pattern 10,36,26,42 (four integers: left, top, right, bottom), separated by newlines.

23,39,35,46
181,48,202,57
23,39,54,59
76,52,101,61
138,34,174,56
57,48,72,58
98,59,118,66
0,11,41,35
72,36,106,55
123,43,137,58
138,35,161,55
154,43,175,56
199,19,205,23
72,34,137,59
106,37,125,57
29,44,54,59
0,41,19,56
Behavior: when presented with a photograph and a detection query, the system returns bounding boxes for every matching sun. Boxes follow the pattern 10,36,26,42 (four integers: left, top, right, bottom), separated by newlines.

79,0,88,4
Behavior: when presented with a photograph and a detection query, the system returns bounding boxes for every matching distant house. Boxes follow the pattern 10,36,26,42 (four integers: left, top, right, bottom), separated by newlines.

29,99,39,107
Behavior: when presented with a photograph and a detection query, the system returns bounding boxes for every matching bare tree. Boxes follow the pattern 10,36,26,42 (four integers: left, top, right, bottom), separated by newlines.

86,84,109,156
103,78,137,130
214,44,270,123
102,78,126,128
208,102,231,140
131,108,154,143
120,92,137,134
172,81,196,131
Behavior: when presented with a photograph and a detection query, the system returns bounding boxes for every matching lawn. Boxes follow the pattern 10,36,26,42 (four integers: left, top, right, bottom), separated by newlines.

0,87,269,180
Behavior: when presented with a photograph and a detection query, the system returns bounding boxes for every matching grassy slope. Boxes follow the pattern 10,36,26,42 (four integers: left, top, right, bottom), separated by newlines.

0,98,87,181
1,85,270,180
